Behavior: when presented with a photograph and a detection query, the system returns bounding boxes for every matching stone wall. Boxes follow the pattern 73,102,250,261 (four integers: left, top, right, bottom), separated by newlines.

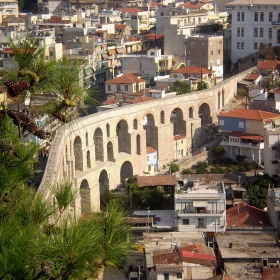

38,68,254,215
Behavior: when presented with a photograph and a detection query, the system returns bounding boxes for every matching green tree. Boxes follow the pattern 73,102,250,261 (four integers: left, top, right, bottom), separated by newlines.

213,145,226,158
246,174,274,209
170,80,191,95
196,81,208,91
169,162,180,174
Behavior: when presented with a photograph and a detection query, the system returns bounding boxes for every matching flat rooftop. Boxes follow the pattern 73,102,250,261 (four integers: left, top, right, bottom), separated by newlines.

215,232,279,259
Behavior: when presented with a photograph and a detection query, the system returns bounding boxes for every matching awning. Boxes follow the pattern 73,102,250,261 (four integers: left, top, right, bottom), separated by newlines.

231,186,247,192
116,47,125,54
193,200,208,207
102,53,109,60
108,49,116,55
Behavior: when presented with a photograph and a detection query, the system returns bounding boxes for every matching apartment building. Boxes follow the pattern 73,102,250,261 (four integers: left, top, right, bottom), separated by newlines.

185,35,224,78
226,0,280,64
0,0,18,17
267,188,280,239
175,180,226,233
218,109,280,165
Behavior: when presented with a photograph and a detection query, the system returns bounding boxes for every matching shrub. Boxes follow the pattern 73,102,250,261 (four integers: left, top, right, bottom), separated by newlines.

238,165,246,172
182,168,193,174
210,168,218,174
196,161,208,169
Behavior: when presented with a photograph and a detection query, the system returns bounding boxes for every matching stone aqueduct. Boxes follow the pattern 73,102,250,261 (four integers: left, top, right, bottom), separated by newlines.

39,70,251,215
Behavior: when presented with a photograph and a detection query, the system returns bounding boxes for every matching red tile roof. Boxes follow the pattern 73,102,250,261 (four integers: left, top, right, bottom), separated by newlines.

171,66,213,75
174,134,186,140
229,131,264,141
226,202,272,227
121,7,142,13
115,24,128,29
218,109,280,121
128,96,154,103
244,73,261,81
146,146,157,154
105,73,145,84
153,252,181,265
257,60,280,71
178,3,205,9
262,268,280,280
136,175,176,187
144,33,164,40
126,36,139,42
180,251,216,266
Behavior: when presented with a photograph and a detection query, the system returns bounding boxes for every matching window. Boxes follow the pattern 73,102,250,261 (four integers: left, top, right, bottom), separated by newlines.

202,42,205,45
218,49,220,54
177,273,182,278
202,51,205,55
210,42,213,46
272,146,278,150
147,156,149,161
237,12,240,21
117,85,121,92
254,28,258,37
217,58,220,65
154,155,156,159
242,12,245,21
183,219,189,225
269,12,273,21
239,121,244,128
272,161,278,164
191,41,194,45
219,119,224,126
237,27,240,37
241,42,244,49
254,42,258,49
164,273,169,280
210,50,213,55
260,28,264,37
161,12,164,16
241,27,244,37
237,42,240,49
198,218,206,228
269,28,272,38
107,85,111,91
255,12,258,21
246,122,250,128
181,140,183,144
260,12,264,21
188,50,191,55
125,85,128,91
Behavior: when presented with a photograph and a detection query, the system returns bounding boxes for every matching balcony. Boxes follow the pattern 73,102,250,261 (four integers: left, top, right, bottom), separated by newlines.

271,21,280,25
177,224,225,232
177,209,224,217
176,192,224,199
221,139,264,149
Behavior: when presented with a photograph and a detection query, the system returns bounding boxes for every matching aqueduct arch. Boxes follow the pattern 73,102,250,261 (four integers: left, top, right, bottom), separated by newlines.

80,179,90,214
94,128,104,162
198,103,212,125
170,108,186,136
120,161,133,187
74,136,83,171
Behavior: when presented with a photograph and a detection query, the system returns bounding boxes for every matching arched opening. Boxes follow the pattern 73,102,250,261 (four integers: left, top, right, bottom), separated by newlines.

94,128,104,162
160,111,165,124
222,88,225,106
117,120,131,154
120,161,133,187
85,132,88,146
99,169,109,208
136,134,141,155
107,141,114,161
189,107,193,118
170,108,186,136
74,136,83,171
143,113,158,150
80,179,91,214
218,91,221,109
198,103,212,125
86,150,91,168
106,124,110,137
133,119,138,130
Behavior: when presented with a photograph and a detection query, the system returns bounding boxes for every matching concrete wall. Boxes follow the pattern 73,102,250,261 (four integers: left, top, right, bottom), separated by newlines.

38,69,252,215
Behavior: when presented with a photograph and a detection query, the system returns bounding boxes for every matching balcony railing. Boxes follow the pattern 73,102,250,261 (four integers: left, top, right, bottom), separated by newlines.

178,209,224,214
221,140,264,149
176,193,224,198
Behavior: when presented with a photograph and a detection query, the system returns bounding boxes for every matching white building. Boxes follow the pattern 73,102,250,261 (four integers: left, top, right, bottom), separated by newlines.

175,180,226,232
226,0,280,64
263,128,280,178
146,146,158,174
0,0,18,17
